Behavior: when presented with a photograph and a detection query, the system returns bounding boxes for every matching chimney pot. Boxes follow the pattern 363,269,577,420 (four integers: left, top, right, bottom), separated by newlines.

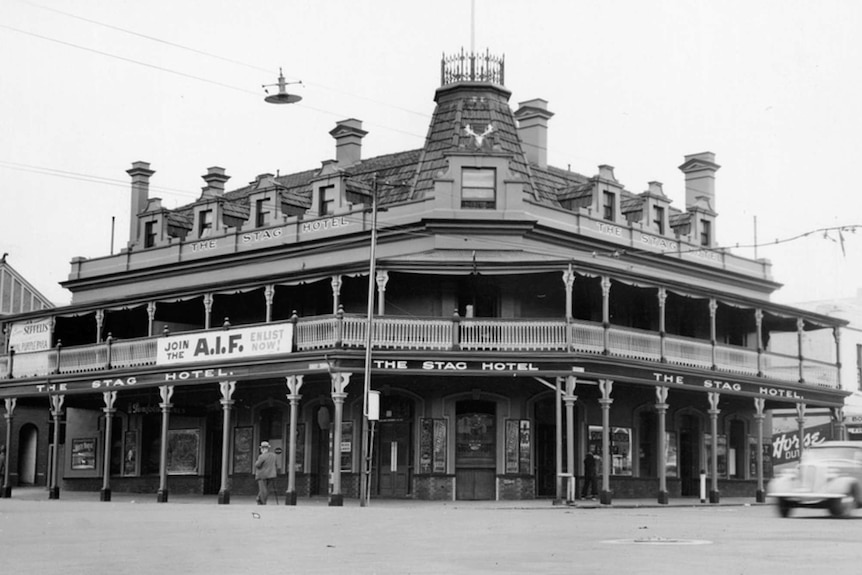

201,166,230,197
330,119,367,166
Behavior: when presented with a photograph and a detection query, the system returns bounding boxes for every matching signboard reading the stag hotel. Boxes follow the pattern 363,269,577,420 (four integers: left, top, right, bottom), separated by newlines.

156,322,293,366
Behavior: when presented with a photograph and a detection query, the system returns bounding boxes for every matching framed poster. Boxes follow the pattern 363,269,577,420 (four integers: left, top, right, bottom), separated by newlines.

123,430,138,476
294,423,306,473
233,426,254,474
505,420,519,474
433,419,446,473
71,438,97,470
419,418,433,474
665,431,678,477
167,428,200,475
340,421,353,472
518,420,531,474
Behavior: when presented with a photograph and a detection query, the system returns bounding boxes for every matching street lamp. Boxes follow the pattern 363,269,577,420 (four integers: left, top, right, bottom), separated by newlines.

359,177,380,507
262,68,303,105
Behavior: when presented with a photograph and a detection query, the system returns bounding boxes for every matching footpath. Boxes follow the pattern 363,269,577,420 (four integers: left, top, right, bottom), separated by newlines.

2,485,767,509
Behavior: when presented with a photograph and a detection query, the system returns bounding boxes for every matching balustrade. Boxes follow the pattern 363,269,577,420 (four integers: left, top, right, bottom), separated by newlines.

607,326,661,361
714,344,759,376
0,314,841,390
663,335,713,369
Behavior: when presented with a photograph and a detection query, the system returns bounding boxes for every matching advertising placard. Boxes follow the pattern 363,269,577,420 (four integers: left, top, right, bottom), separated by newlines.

8,318,52,353
156,322,293,366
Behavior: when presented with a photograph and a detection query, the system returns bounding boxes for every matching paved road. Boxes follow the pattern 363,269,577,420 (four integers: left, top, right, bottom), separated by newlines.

1,489,857,574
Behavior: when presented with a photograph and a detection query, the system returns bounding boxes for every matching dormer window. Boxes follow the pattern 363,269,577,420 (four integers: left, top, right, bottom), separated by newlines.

700,219,712,246
319,186,336,215
602,191,615,221
144,221,157,248
199,209,213,237
653,205,665,234
255,197,271,227
462,168,496,209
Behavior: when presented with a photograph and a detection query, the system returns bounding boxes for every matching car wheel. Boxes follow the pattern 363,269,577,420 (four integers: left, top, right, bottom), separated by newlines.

777,498,792,518
829,491,855,518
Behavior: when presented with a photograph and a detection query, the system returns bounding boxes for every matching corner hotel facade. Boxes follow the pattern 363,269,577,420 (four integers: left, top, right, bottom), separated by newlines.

0,52,849,505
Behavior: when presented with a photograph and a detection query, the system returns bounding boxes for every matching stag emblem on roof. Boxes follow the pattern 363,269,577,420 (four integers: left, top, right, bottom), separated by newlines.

463,123,495,148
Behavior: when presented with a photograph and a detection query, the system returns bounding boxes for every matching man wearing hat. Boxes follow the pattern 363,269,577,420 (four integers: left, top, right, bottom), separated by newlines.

254,440,278,505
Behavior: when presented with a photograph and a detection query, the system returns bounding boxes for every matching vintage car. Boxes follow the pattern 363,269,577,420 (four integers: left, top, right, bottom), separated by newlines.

767,441,862,518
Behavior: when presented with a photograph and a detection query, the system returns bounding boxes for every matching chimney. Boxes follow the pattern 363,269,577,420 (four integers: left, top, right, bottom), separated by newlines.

330,119,367,166
201,166,230,198
514,99,554,168
678,152,720,210
127,161,155,245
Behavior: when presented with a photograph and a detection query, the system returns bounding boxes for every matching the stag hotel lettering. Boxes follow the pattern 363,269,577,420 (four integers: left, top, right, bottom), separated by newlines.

302,216,350,234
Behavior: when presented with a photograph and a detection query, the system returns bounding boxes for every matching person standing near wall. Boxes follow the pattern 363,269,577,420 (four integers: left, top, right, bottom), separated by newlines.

254,441,277,505
581,451,598,500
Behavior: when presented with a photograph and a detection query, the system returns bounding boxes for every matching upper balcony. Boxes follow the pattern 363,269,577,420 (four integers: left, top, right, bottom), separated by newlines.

0,312,839,390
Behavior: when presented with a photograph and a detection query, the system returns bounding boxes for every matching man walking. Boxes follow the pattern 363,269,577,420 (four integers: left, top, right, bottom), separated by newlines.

254,441,278,505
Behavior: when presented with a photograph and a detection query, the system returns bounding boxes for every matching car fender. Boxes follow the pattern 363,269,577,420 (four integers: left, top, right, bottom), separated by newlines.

766,476,795,494
827,476,860,497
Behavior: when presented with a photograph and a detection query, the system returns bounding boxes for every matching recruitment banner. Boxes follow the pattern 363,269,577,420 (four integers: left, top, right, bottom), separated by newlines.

156,322,293,366
8,318,52,353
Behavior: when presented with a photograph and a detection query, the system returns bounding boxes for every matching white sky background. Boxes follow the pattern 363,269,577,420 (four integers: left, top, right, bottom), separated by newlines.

1,0,860,307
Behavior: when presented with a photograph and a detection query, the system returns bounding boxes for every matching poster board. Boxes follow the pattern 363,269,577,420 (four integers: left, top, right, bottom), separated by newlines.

167,428,200,475
123,430,138,476
340,421,353,472
233,426,253,474
71,438,97,470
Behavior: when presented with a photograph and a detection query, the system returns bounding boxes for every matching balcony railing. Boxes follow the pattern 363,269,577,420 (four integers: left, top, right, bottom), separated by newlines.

0,313,839,389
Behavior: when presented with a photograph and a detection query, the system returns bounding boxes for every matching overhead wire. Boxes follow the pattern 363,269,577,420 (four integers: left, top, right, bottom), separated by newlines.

4,3,857,265
10,0,432,118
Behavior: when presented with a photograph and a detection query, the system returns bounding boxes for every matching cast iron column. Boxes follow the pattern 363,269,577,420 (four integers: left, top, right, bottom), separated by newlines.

600,277,611,354
285,375,304,505
157,385,174,503
657,288,667,362
656,386,669,504
100,391,117,501
754,397,766,502
217,380,236,504
49,394,64,500
708,392,720,504
598,379,613,505
329,372,351,507
2,398,16,498
554,376,563,504
562,376,577,503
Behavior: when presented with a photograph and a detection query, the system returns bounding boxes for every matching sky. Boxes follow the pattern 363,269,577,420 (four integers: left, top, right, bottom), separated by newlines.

1,0,861,308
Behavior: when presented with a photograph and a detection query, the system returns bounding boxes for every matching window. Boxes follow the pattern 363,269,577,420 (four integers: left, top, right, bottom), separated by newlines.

199,209,213,237
602,191,615,221
588,425,632,475
700,219,712,246
319,186,335,215
653,205,665,234
144,221,157,248
461,168,496,209
255,197,271,227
